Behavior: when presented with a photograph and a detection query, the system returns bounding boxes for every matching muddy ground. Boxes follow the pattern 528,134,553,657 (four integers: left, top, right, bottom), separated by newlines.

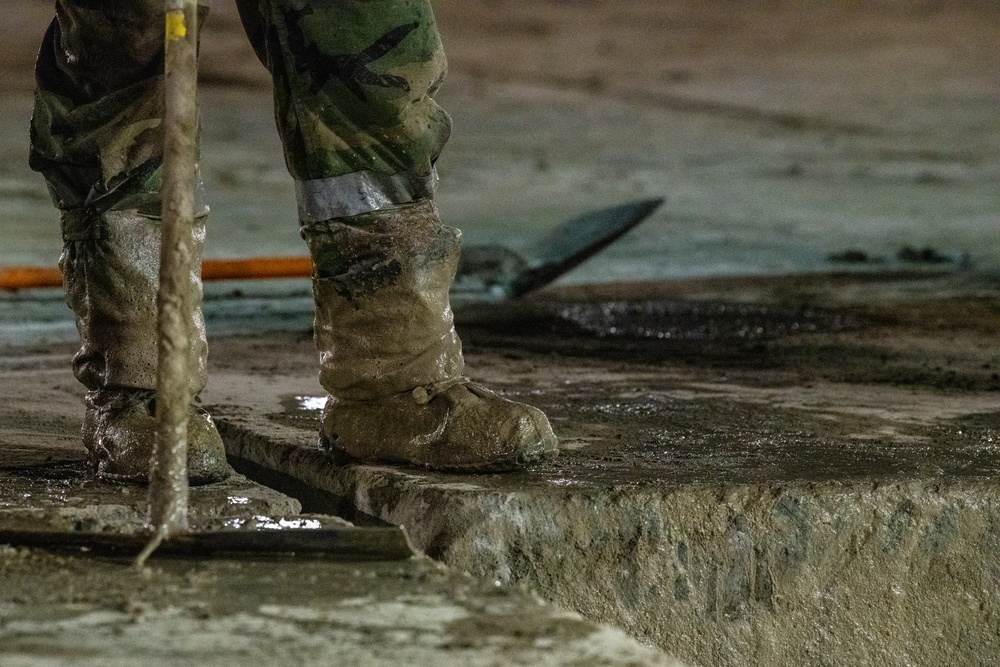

205,272,1000,483
5,269,999,666
202,271,1000,667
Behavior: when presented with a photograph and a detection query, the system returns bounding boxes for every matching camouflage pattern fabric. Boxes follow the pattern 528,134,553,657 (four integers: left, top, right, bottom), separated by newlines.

30,0,451,214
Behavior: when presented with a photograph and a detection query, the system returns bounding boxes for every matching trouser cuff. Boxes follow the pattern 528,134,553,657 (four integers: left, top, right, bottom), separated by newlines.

295,169,437,224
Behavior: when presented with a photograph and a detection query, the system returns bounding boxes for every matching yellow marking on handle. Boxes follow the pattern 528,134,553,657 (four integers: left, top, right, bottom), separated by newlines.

166,10,187,41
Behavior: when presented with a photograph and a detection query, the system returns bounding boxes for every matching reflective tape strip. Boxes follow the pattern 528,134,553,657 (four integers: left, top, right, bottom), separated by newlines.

295,169,437,223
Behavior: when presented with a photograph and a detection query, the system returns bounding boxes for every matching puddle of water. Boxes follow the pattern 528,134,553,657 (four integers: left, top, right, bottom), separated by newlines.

253,516,324,530
272,395,326,430
223,515,331,530
280,395,326,415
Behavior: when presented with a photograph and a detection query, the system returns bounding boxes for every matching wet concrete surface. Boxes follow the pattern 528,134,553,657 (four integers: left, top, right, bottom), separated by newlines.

2,272,999,665
2,551,681,667
198,272,1000,667
0,460,305,535
0,343,682,666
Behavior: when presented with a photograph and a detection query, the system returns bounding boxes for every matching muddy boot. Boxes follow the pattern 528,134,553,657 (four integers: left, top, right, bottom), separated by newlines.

302,199,558,472
60,206,231,484
82,389,228,484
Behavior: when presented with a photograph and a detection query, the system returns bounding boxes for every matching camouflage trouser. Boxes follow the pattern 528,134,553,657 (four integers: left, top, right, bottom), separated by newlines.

30,0,451,222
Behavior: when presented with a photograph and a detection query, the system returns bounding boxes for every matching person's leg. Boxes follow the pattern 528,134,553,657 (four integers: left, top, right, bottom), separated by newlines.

240,0,557,470
30,0,229,483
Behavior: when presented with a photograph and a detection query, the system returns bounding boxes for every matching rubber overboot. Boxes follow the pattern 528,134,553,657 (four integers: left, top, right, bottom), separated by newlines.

83,389,228,484
302,199,558,472
59,206,231,483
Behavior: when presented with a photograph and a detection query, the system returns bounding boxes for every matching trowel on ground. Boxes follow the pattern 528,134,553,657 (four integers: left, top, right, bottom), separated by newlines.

453,197,664,303
0,520,415,560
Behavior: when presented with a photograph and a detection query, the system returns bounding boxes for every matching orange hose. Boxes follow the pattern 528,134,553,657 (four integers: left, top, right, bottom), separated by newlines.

0,256,313,292
0,267,62,291
201,256,312,281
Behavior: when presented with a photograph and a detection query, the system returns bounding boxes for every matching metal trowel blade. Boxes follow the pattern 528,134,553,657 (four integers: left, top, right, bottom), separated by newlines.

0,525,415,561
509,197,664,298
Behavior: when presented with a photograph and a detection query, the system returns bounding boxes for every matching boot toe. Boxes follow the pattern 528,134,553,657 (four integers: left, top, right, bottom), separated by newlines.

321,382,558,472
506,404,559,466
444,384,558,470
186,409,232,484
85,391,231,484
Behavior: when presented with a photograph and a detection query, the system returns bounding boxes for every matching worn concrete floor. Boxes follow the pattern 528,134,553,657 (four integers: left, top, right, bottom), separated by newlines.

0,330,683,667
205,272,1000,667
4,271,999,666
